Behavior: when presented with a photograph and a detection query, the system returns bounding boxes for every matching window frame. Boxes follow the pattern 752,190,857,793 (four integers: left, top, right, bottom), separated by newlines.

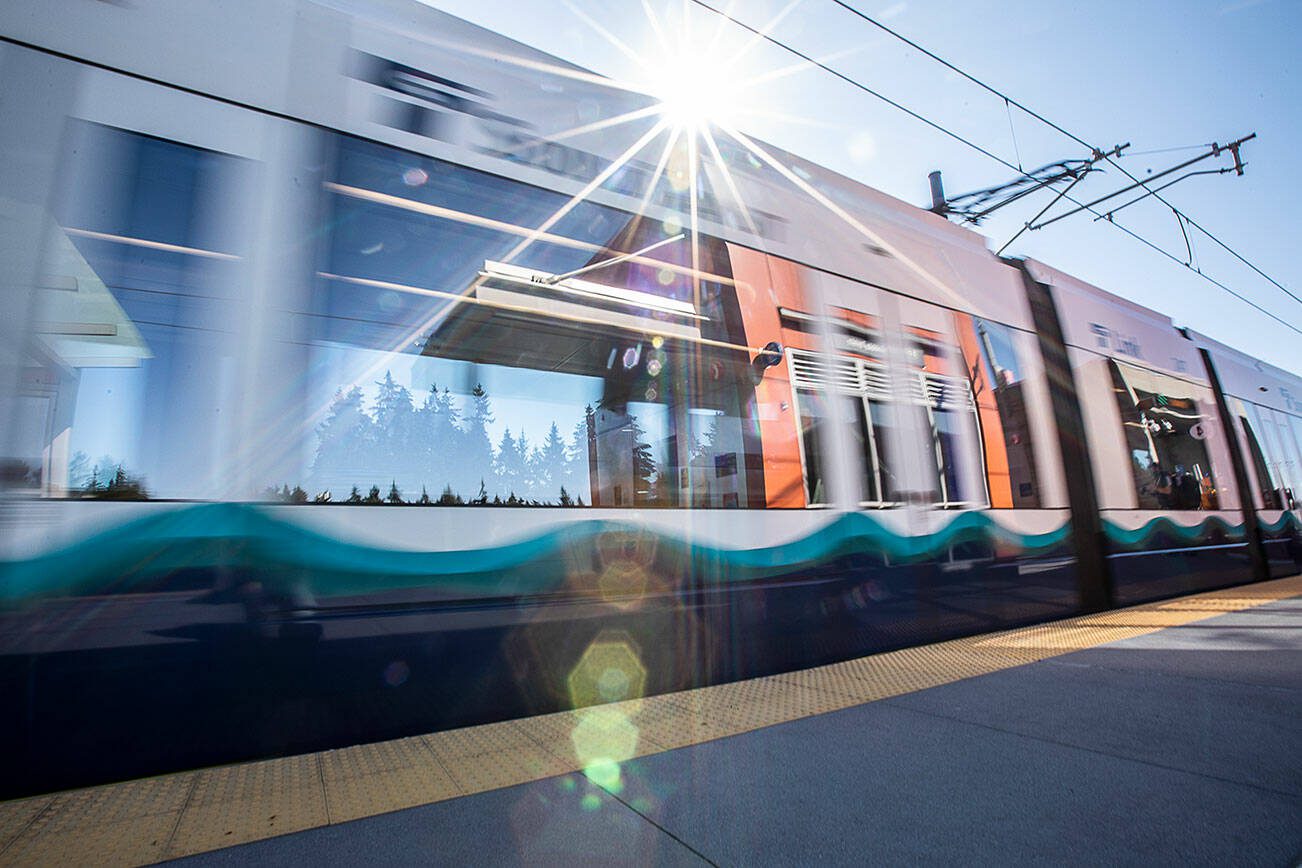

787,347,988,510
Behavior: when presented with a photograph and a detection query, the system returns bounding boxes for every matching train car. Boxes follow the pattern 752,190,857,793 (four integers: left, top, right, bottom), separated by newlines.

1021,261,1302,602
0,0,1298,796
1185,329,1302,572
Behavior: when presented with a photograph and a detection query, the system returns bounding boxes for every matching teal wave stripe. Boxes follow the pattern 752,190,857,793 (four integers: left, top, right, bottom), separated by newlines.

1259,511,1302,536
1101,514,1248,550
0,504,1072,604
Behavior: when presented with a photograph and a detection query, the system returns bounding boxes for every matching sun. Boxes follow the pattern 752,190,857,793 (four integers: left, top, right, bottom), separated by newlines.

643,49,743,134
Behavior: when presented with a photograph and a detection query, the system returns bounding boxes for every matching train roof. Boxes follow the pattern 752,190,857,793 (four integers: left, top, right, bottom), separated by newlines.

1021,258,1206,383
1184,328,1302,416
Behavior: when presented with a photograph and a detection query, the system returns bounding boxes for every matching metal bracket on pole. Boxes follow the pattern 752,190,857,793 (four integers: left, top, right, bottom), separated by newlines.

1029,133,1255,231
933,145,1127,225
994,143,1127,256
1093,167,1239,223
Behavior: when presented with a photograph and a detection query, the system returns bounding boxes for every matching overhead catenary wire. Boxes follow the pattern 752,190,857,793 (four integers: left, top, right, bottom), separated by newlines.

823,0,1302,309
681,0,1302,336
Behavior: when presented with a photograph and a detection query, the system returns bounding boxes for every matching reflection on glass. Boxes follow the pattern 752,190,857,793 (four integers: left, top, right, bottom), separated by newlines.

795,390,873,505
19,121,241,500
932,404,979,505
843,396,878,504
1243,403,1301,511
867,399,904,503
796,389,832,505
293,135,764,507
966,316,1041,508
1270,412,1300,508
789,343,984,508
1239,406,1282,510
1288,415,1302,508
1109,360,1219,510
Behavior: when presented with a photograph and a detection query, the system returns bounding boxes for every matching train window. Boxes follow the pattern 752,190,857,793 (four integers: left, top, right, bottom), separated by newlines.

1288,415,1302,509
931,399,982,505
1252,405,1289,509
792,388,874,505
1238,404,1283,510
1108,360,1220,510
293,135,766,507
1252,406,1302,511
794,389,832,505
1274,413,1301,508
865,399,906,503
907,374,986,508
20,121,243,499
955,315,1042,508
788,348,983,508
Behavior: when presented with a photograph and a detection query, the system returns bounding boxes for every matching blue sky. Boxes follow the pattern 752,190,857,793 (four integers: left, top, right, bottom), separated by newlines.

423,0,1302,374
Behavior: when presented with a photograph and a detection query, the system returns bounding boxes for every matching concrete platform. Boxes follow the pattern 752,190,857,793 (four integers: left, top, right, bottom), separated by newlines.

2,576,1299,866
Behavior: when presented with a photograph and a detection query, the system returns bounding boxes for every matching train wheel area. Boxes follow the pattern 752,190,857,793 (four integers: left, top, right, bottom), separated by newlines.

2,573,1298,865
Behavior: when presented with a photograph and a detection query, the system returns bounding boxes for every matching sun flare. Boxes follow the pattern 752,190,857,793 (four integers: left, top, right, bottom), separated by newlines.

645,50,743,133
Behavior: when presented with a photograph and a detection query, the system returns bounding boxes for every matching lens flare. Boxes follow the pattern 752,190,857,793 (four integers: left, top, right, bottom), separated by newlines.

567,631,648,708
569,705,641,792
582,756,623,792
597,560,649,605
382,660,409,687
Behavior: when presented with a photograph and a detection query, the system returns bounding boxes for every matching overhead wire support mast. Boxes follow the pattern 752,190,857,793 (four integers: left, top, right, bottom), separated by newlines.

1028,134,1255,231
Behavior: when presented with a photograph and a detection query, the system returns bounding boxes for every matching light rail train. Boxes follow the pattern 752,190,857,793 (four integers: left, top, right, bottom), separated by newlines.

1,0,1299,796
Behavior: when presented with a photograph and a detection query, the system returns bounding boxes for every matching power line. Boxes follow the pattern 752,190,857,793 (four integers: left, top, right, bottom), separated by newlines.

681,0,1302,335
823,0,1302,309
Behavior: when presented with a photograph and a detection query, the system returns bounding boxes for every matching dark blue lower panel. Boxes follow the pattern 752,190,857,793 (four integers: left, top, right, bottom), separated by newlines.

1108,544,1254,606
1263,535,1302,578
1102,513,1302,605
0,555,1078,799
1106,514,1302,605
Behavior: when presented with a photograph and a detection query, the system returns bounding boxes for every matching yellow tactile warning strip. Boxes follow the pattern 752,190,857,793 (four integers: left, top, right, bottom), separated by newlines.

2,574,1299,866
